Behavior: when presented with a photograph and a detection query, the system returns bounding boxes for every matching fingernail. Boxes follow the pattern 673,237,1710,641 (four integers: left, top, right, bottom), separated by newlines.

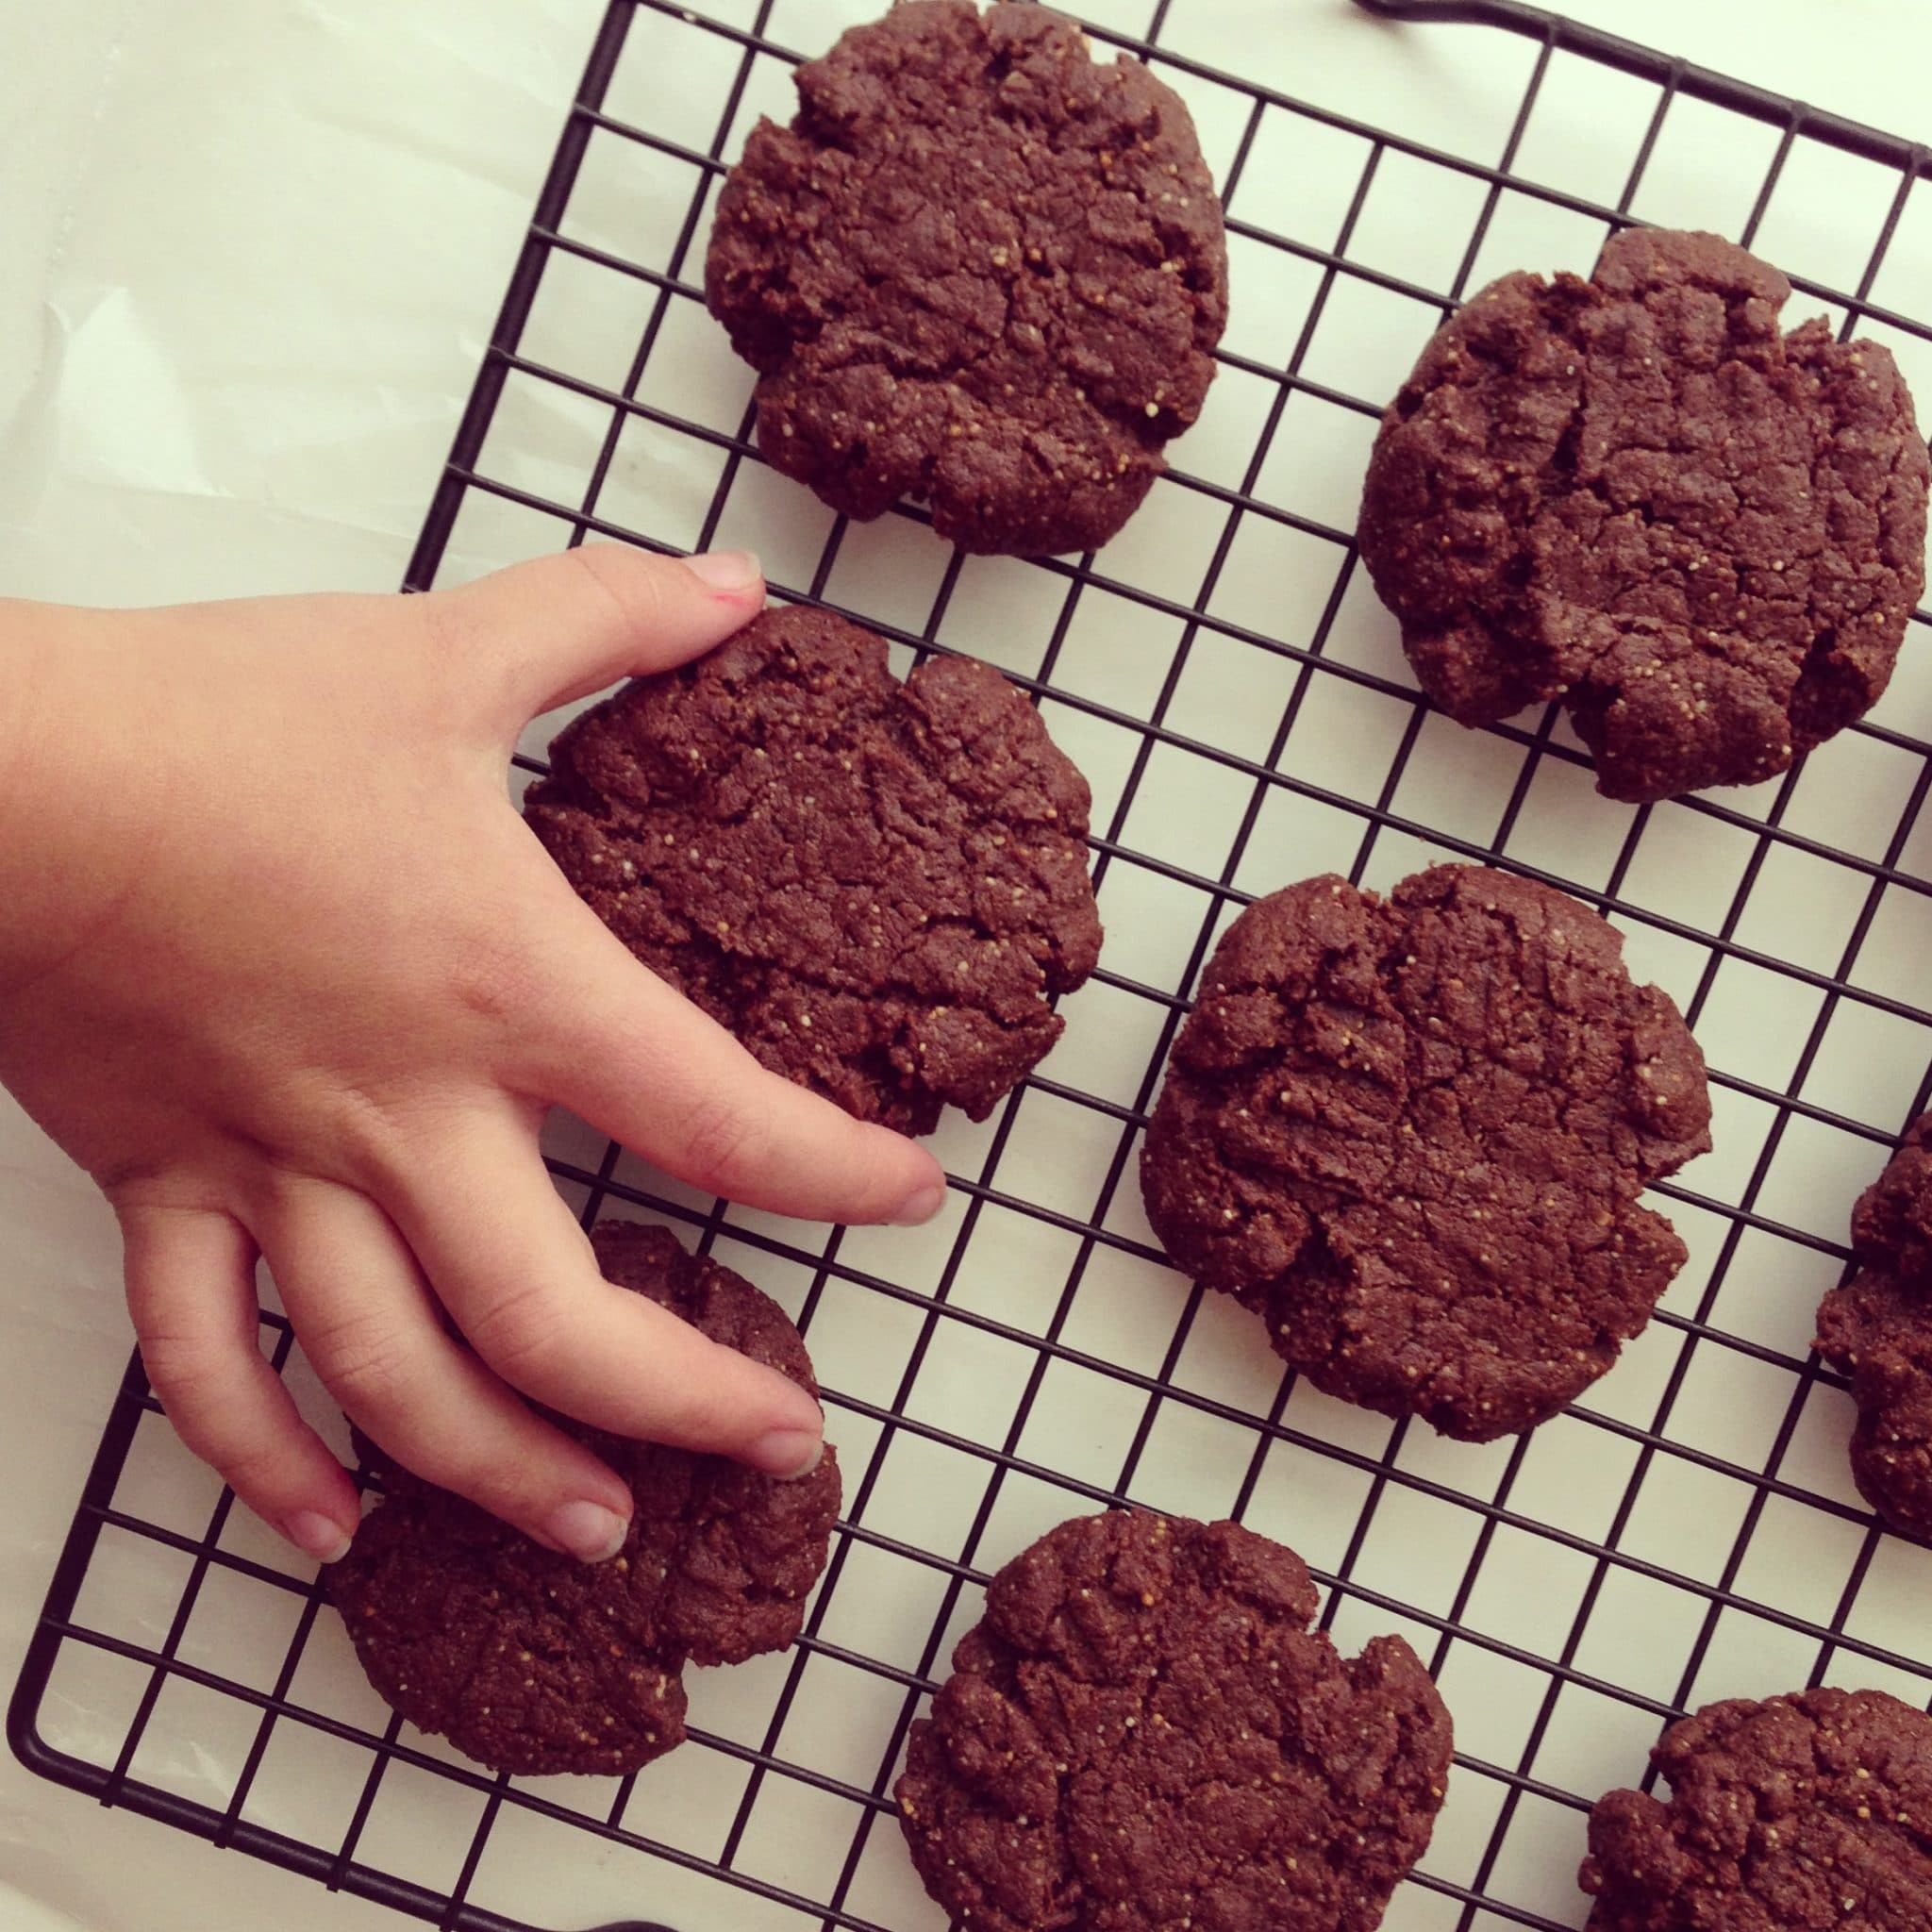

891,1183,948,1227
747,1429,824,1480
545,1499,631,1564
285,1510,354,1565
681,549,762,593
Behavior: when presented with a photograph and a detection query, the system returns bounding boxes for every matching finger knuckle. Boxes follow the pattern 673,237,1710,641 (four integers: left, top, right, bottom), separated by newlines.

655,1381,740,1446
110,1174,221,1217
304,1309,416,1418
437,1460,537,1526
291,1097,415,1198
570,542,666,636
446,923,547,1034
210,1435,294,1506
140,1333,225,1437
675,1092,773,1200
460,1276,563,1386
141,1354,281,1503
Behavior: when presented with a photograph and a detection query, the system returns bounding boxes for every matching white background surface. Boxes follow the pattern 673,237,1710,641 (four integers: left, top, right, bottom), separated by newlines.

4,3,1932,1930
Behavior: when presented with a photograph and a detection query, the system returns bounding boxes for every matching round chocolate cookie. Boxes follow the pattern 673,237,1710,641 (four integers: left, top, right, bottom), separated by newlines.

326,1222,840,1776
1816,1112,1932,1539
705,1,1228,557
1141,865,1711,1441
1583,1688,1932,1929
896,1511,1452,1932
524,604,1100,1137
1358,227,1929,804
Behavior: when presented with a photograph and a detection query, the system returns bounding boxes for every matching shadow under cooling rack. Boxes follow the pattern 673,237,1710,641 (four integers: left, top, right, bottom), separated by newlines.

13,3,1932,1932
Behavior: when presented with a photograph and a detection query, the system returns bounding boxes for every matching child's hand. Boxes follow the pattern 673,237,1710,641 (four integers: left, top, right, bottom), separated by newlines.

0,549,945,1567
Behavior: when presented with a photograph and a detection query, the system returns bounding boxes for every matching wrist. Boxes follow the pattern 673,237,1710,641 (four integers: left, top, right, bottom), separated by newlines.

0,601,170,999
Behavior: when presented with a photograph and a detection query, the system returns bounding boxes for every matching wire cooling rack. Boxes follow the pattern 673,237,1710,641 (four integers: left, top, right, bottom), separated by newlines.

12,2,1932,1928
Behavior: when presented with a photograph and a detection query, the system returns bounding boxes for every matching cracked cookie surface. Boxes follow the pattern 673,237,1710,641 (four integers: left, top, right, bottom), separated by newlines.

1141,865,1710,1441
1358,227,1928,803
1582,1688,1932,1929
896,1510,1452,1932
1816,1111,1932,1539
326,1223,840,1776
705,0,1228,557
525,604,1100,1136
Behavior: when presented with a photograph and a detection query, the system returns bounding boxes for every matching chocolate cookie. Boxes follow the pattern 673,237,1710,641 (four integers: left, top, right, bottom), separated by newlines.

525,604,1100,1136
1358,227,1929,803
326,1222,840,1776
1582,1688,1932,1929
1141,865,1711,1441
896,1511,1452,1932
1816,1112,1932,1539
705,1,1228,557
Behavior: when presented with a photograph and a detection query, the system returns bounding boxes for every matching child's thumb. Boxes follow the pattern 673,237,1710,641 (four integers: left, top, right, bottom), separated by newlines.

427,542,765,721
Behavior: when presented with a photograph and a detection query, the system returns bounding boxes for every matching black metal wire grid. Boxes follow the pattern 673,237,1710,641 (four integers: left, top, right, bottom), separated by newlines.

11,2,1932,1929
